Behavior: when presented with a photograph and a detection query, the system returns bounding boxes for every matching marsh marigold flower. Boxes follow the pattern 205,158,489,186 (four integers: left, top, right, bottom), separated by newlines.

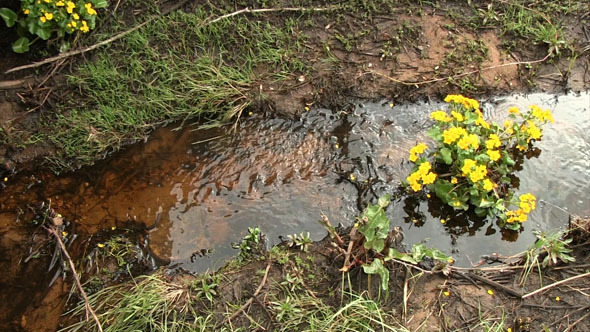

85,3,97,15
443,127,467,145
430,111,452,123
409,143,428,162
457,133,479,150
482,179,494,192
451,111,464,122
508,106,520,114
487,149,500,161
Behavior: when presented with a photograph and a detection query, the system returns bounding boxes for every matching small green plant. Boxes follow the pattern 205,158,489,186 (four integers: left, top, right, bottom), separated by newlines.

520,230,575,285
355,196,452,291
287,232,313,252
405,94,554,230
191,275,220,303
233,226,265,262
1,0,107,53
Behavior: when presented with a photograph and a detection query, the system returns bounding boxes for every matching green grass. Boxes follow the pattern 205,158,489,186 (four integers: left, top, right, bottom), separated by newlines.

61,274,206,332
44,4,309,171
61,270,409,332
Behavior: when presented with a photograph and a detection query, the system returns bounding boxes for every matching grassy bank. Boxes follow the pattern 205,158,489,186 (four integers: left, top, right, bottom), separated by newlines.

59,215,589,332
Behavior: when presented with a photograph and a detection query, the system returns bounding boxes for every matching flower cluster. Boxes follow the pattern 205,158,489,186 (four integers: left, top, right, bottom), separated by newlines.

405,94,553,230
506,193,537,223
20,0,104,34
0,0,107,52
406,161,437,192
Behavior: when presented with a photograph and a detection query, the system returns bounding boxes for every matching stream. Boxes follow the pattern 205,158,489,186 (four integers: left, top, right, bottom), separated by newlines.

1,92,588,274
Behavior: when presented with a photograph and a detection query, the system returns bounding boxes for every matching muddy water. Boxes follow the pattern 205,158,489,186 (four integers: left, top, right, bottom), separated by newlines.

1,93,588,278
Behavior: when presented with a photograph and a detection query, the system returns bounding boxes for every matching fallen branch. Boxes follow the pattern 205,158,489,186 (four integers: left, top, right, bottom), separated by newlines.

522,271,590,299
366,53,551,87
45,226,103,332
465,271,523,298
221,263,272,327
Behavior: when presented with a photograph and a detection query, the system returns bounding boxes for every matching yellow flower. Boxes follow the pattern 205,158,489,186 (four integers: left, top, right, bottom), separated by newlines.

56,0,65,6
422,172,437,185
430,111,452,123
66,1,75,14
475,117,490,129
40,16,47,22
97,243,105,248
517,144,527,151
469,165,487,183
73,13,80,20
23,9,30,14
45,12,53,20
85,3,97,15
487,289,494,295
67,20,77,28
530,105,553,123
485,134,501,150
451,111,464,122
457,133,479,150
80,20,89,32
482,179,494,192
445,94,479,109
452,201,461,207
508,106,520,114
443,291,450,296
555,296,560,301
443,127,467,145
487,149,500,161
461,159,477,176
440,219,446,224
525,121,542,142
409,143,428,162
451,177,458,184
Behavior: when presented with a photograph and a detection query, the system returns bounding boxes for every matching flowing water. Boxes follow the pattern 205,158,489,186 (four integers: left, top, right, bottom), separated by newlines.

1,93,588,276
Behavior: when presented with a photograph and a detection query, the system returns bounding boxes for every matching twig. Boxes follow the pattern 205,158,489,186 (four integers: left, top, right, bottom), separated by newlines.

547,304,590,327
222,263,272,327
461,271,523,298
366,53,551,87
340,227,358,272
202,6,337,25
522,271,590,299
563,311,590,332
45,226,103,332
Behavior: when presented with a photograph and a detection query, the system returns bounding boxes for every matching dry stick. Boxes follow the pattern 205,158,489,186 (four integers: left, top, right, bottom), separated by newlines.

46,227,104,332
222,263,272,327
340,227,358,272
466,272,523,298
547,304,590,327
203,6,337,25
522,271,590,299
563,311,590,332
367,53,551,87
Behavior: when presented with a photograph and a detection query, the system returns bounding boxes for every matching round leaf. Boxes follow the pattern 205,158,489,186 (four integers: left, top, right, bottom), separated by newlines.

12,37,29,53
0,8,17,27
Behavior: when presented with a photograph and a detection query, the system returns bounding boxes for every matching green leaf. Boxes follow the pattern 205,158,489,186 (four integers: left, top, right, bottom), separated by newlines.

36,27,51,40
378,195,391,208
434,180,453,203
475,153,490,164
438,147,453,165
94,0,108,8
426,127,442,141
425,248,451,263
12,37,29,53
412,243,427,262
503,152,515,166
385,248,418,264
0,8,17,27
474,207,487,217
362,259,389,290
